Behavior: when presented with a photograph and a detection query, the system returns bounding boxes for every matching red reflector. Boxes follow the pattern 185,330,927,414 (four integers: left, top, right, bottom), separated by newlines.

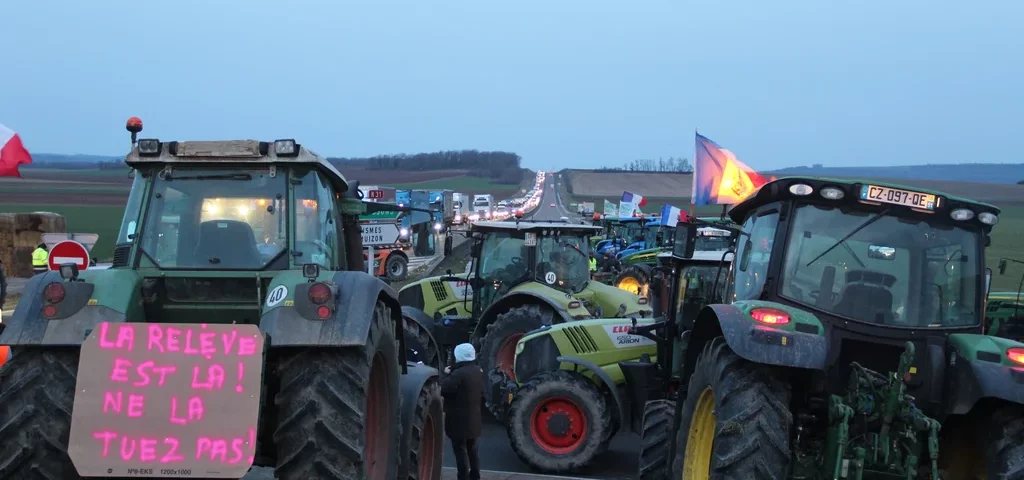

750,307,790,325
309,283,331,305
42,305,58,318
316,306,331,319
1007,348,1024,365
43,282,66,304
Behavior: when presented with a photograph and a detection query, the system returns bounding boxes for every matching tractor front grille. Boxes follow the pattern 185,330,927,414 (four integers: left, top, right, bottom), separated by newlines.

564,326,599,354
430,280,449,302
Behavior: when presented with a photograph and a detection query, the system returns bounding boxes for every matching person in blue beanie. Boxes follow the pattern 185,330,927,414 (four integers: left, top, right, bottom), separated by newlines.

441,343,484,480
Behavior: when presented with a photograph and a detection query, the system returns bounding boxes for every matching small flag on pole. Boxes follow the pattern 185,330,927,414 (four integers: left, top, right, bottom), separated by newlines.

692,132,774,206
0,123,33,178
621,191,647,208
660,204,682,227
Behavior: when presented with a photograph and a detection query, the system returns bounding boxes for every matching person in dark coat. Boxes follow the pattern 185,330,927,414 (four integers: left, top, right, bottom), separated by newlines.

441,343,484,480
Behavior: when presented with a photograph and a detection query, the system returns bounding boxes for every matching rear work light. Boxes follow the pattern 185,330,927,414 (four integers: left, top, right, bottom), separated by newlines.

750,307,790,326
308,282,332,305
43,282,66,304
1007,348,1024,366
273,139,298,156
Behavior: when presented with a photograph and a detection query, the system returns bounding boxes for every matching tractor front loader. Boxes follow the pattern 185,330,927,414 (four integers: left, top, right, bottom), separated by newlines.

619,177,1024,479
0,120,444,480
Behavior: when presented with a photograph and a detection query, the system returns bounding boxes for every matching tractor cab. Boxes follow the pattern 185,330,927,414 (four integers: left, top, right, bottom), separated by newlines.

623,177,1024,479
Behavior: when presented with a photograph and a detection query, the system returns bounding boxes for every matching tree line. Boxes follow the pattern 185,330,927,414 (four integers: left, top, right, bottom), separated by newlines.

328,149,524,184
595,157,693,173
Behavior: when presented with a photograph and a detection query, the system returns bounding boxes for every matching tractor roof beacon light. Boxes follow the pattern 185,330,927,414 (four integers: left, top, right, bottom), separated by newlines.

950,208,975,221
302,263,320,282
820,186,845,200
59,263,79,281
789,183,814,196
126,116,143,145
274,139,299,157
979,212,999,226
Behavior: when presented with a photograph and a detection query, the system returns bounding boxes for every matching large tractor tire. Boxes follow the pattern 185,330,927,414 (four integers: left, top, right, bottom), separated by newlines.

507,370,611,473
274,301,401,480
637,399,675,480
670,338,792,480
614,265,652,297
938,405,1024,479
403,313,441,371
399,377,444,480
478,304,551,413
386,254,409,282
0,348,80,478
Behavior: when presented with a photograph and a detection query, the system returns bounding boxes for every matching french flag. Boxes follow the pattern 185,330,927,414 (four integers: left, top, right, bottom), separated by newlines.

0,124,32,178
621,191,647,208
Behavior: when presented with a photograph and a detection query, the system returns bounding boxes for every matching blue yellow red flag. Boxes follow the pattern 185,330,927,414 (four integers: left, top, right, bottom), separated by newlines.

692,132,774,206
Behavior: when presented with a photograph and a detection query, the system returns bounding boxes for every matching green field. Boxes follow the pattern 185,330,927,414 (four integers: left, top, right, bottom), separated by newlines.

391,175,523,192
0,204,124,261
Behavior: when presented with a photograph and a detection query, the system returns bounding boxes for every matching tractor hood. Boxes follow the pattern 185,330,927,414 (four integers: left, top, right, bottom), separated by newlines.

507,280,652,320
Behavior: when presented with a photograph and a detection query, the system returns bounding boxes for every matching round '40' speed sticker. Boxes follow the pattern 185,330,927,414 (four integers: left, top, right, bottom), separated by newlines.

266,285,288,307
544,272,557,284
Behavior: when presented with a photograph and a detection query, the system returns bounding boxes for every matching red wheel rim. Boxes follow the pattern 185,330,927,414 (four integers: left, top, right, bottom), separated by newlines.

528,396,588,454
418,405,437,479
365,352,391,480
496,334,524,380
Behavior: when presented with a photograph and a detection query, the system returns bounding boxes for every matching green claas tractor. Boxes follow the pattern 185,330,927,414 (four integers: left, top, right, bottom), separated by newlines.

398,220,653,415
618,177,1024,479
0,120,444,480
613,217,734,298
488,250,732,474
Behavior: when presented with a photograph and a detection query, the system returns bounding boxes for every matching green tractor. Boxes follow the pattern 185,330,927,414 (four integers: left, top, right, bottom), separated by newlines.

0,123,444,480
984,257,1024,341
613,217,735,297
489,250,732,473
619,177,1024,479
398,220,653,414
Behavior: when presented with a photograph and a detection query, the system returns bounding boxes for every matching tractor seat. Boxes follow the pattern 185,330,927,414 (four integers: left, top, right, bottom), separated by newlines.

833,282,894,324
192,220,262,268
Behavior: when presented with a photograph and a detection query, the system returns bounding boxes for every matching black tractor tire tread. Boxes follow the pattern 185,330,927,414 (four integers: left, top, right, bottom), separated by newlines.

0,348,80,479
637,399,676,480
614,265,651,296
478,304,551,412
507,370,610,473
402,315,440,371
986,405,1024,479
402,378,444,480
387,255,409,281
274,301,401,480
671,338,792,480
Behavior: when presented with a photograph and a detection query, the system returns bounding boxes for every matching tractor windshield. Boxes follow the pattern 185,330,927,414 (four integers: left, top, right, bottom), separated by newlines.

139,168,288,269
536,234,590,293
780,204,982,327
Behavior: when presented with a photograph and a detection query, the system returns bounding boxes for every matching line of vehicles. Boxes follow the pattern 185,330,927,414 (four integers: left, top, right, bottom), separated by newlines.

355,172,547,282
3,123,1024,480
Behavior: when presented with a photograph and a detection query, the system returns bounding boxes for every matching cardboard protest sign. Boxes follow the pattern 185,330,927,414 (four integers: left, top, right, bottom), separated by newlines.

69,323,265,478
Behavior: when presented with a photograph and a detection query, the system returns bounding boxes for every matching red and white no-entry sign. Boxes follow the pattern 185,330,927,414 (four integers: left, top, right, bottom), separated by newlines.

47,240,91,271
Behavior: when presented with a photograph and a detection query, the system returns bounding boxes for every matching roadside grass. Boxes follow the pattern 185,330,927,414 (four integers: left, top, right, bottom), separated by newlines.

0,204,123,261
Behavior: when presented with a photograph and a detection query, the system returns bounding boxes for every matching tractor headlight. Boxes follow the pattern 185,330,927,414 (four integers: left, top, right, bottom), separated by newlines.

434,223,442,231
274,139,298,156
400,228,409,237
137,139,161,156
820,186,845,200
950,208,974,221
979,212,999,225
789,183,813,196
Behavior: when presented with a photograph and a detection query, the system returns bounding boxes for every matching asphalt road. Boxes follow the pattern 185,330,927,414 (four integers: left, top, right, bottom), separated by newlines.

527,173,585,223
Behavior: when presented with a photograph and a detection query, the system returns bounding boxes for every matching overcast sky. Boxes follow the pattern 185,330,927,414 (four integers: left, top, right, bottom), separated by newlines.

1,0,1021,170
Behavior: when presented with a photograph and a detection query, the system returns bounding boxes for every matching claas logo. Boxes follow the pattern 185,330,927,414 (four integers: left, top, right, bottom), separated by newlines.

611,325,632,334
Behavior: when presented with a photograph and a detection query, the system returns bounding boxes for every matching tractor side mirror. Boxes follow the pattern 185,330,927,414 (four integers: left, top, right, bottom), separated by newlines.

471,239,483,258
985,268,992,297
739,239,753,272
999,259,1008,275
672,222,697,259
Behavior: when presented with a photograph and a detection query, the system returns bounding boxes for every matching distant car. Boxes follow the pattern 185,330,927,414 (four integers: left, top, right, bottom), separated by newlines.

560,216,569,222
550,203,556,207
